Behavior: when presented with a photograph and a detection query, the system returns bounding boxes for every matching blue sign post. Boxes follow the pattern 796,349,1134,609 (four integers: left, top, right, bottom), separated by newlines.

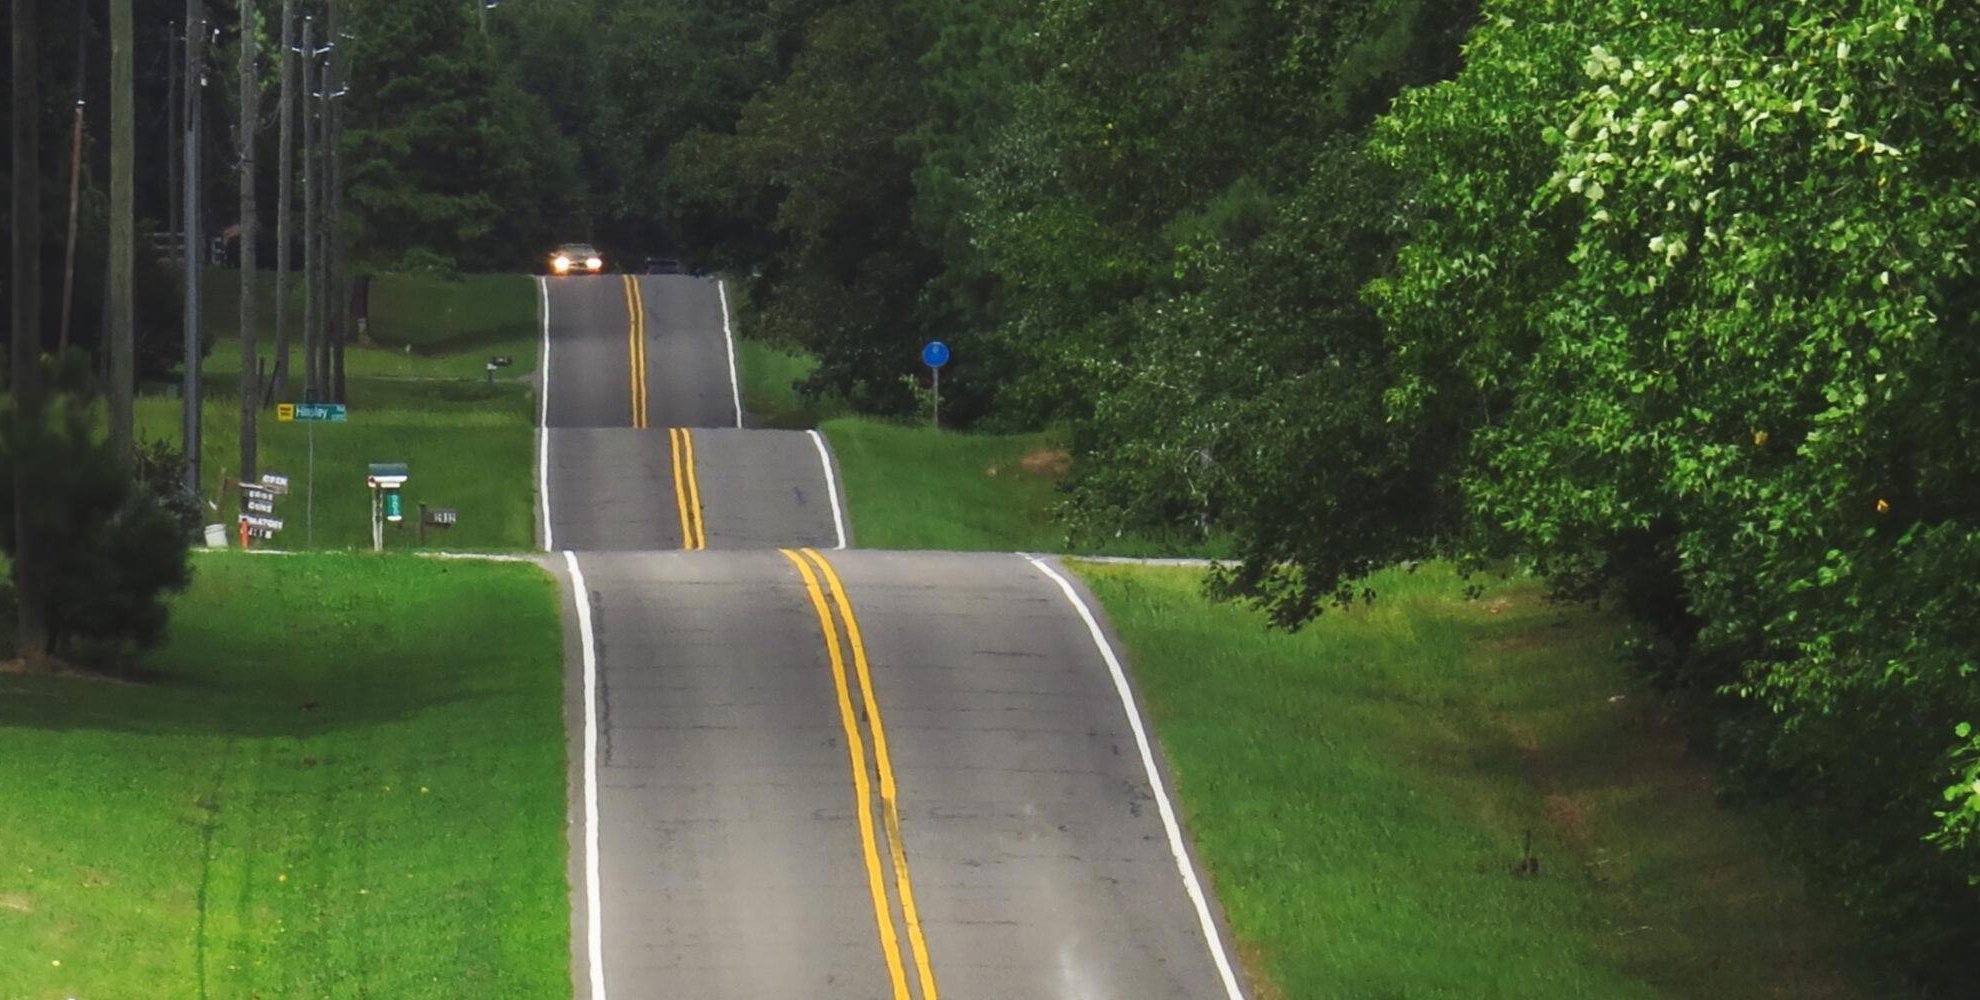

922,341,950,429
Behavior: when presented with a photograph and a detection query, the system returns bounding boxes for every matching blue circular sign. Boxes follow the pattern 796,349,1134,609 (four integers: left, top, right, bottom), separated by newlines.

921,341,951,369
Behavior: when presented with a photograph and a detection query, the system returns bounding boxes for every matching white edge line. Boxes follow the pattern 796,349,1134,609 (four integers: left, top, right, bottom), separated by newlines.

717,278,744,428
1022,554,1248,1000
562,551,607,1000
538,276,554,553
806,429,850,550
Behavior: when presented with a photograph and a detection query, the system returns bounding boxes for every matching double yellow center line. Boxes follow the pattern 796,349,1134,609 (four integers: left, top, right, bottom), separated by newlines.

669,428,708,550
631,276,710,551
781,548,940,1000
624,275,649,428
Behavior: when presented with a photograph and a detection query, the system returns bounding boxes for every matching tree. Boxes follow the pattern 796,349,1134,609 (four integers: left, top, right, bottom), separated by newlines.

1368,0,1980,971
238,0,259,479
0,391,193,660
275,0,296,402
108,0,137,464
11,0,51,671
340,0,577,270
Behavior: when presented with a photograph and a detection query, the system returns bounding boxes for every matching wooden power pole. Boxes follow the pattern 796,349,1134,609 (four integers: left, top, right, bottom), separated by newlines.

274,0,296,404
110,0,138,462
239,0,260,480
12,0,50,667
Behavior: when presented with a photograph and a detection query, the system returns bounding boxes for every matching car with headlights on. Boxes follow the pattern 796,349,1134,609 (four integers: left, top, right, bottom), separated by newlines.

548,243,604,276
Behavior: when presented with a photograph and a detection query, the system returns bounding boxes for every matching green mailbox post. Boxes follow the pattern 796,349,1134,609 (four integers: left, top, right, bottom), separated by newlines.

367,463,409,552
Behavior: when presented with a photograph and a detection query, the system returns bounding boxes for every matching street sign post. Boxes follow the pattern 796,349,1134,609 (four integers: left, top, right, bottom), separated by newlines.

276,403,351,545
294,402,346,422
922,341,950,430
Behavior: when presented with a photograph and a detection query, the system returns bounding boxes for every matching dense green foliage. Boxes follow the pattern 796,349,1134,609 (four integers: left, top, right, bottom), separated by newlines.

1,390,192,658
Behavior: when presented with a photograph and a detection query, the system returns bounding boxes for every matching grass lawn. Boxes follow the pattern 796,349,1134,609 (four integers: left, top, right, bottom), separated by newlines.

735,334,1216,555
738,338,843,430
153,271,541,552
1077,562,1874,1000
199,270,535,354
821,417,1223,556
205,332,542,384
0,554,569,999
366,273,538,351
137,381,534,552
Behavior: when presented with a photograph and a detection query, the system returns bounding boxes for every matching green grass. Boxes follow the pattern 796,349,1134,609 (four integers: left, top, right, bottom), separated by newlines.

198,270,535,355
821,417,1222,555
154,272,542,551
1076,562,1873,999
206,333,541,383
140,380,535,551
366,273,537,351
738,338,843,429
0,554,570,998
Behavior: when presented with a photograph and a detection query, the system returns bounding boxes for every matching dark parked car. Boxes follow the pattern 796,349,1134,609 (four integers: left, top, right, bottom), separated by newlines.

643,256,683,275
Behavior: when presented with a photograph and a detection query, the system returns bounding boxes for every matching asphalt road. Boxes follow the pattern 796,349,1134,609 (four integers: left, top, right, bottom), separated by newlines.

540,275,845,551
542,273,1245,999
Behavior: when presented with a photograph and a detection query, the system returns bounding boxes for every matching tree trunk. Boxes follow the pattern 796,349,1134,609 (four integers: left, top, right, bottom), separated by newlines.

239,0,259,482
109,0,137,464
182,1,205,498
168,25,181,268
274,0,295,404
12,0,51,669
301,14,317,402
327,0,345,404
59,103,85,354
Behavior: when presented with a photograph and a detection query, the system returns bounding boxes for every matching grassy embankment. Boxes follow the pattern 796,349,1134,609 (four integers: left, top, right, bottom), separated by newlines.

740,335,1220,554
152,272,539,551
0,554,570,998
1077,562,1875,999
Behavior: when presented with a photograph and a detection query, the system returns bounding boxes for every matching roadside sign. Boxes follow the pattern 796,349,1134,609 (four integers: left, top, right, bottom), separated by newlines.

277,403,296,422
243,486,278,503
294,402,347,422
922,341,951,429
424,507,458,526
240,514,284,531
367,462,409,488
260,472,290,494
246,499,276,514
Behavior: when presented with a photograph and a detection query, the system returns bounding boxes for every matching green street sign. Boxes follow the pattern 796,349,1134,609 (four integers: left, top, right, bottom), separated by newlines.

293,401,348,421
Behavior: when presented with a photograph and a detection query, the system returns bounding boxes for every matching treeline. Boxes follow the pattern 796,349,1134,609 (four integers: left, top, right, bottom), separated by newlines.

613,0,1979,988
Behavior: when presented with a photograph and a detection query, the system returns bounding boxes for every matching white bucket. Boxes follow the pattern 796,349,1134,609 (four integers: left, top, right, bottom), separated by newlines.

203,523,230,549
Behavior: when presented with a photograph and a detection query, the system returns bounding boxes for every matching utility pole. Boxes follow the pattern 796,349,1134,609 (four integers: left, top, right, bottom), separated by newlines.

110,0,137,463
300,14,318,402
239,0,260,481
12,0,50,668
274,0,296,403
168,23,181,264
327,0,346,403
183,1,206,496
59,7,87,352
